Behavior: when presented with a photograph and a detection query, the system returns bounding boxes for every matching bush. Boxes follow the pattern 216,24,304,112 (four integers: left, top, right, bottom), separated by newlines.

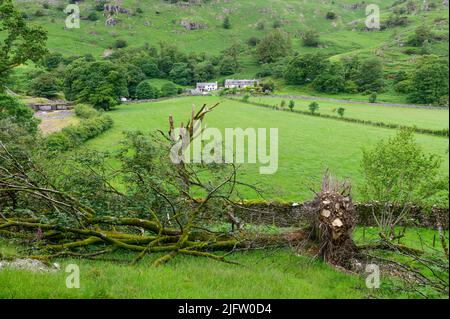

302,29,320,47
285,53,328,85
394,80,412,94
407,56,449,105
74,104,100,119
326,12,337,20
256,30,292,64
161,82,178,97
114,39,128,49
312,62,346,94
247,37,260,47
361,129,442,235
46,114,113,152
337,107,346,118
309,101,319,114
87,12,99,21
29,73,59,98
41,52,64,70
63,61,128,111
0,94,39,134
136,81,160,99
223,16,231,29
288,100,295,111
369,92,377,103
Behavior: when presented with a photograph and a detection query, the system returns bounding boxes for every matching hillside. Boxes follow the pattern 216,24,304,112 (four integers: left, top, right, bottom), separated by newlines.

12,0,449,70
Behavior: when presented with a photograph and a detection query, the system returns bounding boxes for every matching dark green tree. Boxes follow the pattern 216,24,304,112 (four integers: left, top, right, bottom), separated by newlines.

313,62,346,94
356,58,384,92
408,56,449,105
284,53,328,85
29,73,59,98
0,0,48,91
256,30,292,64
309,101,319,114
0,94,39,134
136,81,160,99
223,16,231,29
161,82,178,97
301,29,320,47
64,61,128,110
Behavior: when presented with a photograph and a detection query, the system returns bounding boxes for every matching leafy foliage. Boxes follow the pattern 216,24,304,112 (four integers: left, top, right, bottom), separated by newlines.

63,60,128,110
0,0,47,90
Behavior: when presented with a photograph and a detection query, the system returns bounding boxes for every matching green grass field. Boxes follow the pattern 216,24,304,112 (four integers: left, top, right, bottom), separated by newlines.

248,96,450,131
85,96,449,201
1,227,446,299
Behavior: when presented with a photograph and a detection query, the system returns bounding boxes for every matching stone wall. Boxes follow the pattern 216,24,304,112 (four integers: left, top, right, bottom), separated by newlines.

231,201,449,229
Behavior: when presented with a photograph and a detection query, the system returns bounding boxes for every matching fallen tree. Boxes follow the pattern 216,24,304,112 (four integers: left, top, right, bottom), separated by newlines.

0,104,287,266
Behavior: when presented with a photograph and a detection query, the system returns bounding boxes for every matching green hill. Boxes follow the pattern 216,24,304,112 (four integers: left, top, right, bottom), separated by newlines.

4,0,448,104
14,0,449,67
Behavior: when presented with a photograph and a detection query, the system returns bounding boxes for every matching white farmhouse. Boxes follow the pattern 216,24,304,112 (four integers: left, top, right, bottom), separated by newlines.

196,82,218,92
225,79,260,89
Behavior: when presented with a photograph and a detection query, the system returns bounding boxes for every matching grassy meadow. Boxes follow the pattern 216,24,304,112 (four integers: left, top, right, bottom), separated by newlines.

248,96,450,131
84,96,449,201
0,227,446,299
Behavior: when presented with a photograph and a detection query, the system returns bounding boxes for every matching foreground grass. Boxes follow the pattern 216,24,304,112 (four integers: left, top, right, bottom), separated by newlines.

0,239,415,299
85,96,449,201
1,226,446,299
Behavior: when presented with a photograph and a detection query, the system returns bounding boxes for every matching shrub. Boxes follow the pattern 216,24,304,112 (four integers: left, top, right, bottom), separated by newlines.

87,12,99,21
74,104,99,119
223,16,231,29
272,20,282,28
356,58,384,92
161,82,178,97
114,39,128,49
309,101,319,114
63,61,128,111
361,129,442,236
247,37,260,47
34,10,45,17
242,94,250,102
407,56,449,105
136,81,160,99
369,92,377,103
46,115,113,152
337,107,346,118
326,12,337,20
0,94,39,134
288,100,295,111
256,21,265,30
302,29,320,47
256,30,292,64
285,53,328,85
29,73,59,98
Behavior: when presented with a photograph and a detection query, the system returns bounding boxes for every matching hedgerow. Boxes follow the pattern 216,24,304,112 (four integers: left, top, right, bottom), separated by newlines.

230,98,449,138
46,105,113,152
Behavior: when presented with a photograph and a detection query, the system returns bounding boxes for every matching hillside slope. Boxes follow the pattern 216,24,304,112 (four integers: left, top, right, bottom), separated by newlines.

14,0,449,65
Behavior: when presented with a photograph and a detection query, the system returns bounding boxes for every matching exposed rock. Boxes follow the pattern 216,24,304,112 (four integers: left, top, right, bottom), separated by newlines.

0,258,59,273
180,18,207,30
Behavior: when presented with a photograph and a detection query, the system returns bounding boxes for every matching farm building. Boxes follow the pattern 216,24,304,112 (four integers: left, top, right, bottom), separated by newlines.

196,82,218,92
225,79,260,89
